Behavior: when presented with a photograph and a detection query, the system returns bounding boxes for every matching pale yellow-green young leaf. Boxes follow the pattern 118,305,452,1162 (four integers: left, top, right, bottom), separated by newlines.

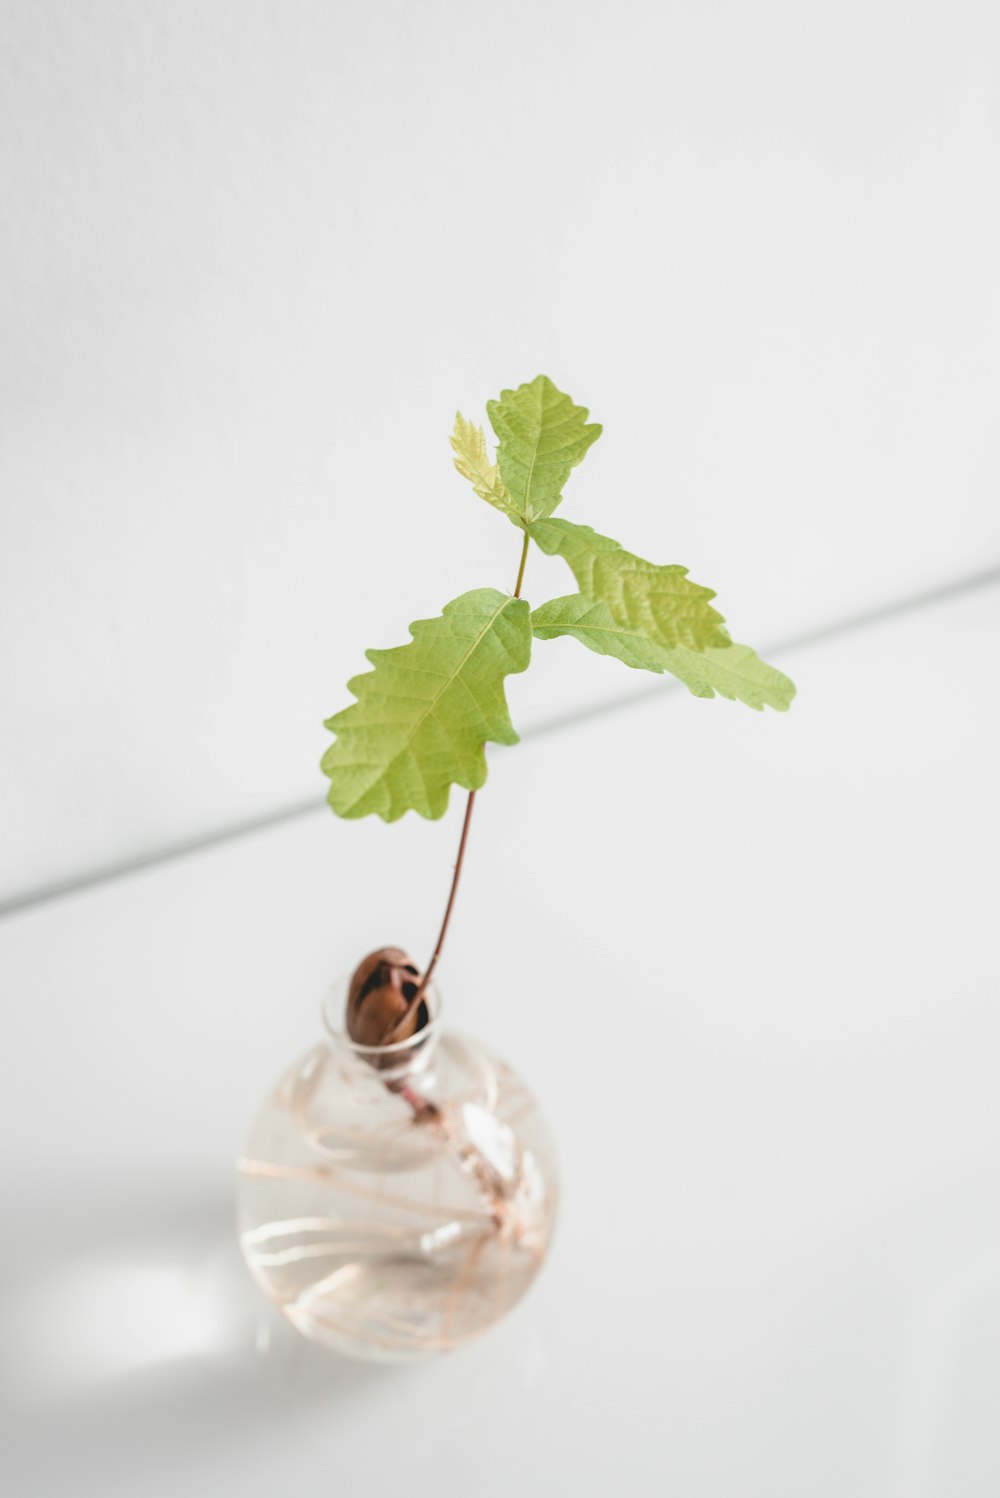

529,518,730,652
530,593,796,711
321,589,531,822
450,413,523,526
486,374,601,522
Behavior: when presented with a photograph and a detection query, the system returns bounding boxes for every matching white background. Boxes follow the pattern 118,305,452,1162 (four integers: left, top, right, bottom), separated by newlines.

3,587,999,1496
2,4,1000,1496
1,0,998,905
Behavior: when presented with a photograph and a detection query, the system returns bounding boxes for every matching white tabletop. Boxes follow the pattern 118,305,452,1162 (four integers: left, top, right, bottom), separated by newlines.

3,580,999,1497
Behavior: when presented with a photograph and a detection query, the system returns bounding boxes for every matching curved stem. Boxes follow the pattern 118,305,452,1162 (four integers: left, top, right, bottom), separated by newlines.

397,531,531,1028
412,787,476,1007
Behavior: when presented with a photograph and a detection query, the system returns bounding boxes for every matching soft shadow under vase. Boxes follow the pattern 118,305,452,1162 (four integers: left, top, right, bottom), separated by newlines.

237,980,558,1362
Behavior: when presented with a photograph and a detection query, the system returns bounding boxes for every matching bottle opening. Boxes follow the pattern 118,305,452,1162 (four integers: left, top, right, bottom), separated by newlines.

321,974,442,1076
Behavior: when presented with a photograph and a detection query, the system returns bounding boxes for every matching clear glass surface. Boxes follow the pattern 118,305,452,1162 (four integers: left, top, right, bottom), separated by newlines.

237,981,558,1362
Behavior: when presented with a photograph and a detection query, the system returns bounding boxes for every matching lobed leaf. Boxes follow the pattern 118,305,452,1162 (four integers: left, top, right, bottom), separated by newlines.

529,518,729,651
450,413,523,526
530,594,795,711
487,374,601,522
322,589,531,821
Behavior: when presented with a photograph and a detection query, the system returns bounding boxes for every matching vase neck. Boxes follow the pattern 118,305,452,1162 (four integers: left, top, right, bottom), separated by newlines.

321,974,443,1080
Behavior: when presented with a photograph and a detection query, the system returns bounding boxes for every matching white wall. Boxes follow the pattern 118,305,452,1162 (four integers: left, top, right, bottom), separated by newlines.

2,0,997,906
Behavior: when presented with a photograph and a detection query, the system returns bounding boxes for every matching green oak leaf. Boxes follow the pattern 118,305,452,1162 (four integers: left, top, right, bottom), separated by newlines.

529,517,729,651
487,374,601,522
322,589,531,821
531,594,796,712
450,413,522,526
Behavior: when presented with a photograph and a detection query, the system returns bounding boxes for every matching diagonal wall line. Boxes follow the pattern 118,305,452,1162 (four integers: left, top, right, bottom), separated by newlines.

524,561,1000,741
2,563,999,923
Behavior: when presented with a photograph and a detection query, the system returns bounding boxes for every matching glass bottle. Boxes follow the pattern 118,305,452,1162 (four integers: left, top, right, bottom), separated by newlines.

237,979,558,1362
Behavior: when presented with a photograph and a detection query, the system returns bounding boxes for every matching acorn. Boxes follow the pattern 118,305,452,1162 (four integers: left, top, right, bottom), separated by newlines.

346,946,428,1054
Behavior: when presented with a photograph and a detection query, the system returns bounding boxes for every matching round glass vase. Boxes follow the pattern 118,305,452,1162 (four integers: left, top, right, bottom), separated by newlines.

237,980,559,1362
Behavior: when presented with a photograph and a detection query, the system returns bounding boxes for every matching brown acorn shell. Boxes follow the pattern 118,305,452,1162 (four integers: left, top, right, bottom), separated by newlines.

346,946,426,1052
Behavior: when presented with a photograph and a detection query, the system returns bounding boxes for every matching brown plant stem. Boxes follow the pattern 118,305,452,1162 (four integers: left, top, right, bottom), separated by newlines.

389,528,531,1045
414,786,476,1005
